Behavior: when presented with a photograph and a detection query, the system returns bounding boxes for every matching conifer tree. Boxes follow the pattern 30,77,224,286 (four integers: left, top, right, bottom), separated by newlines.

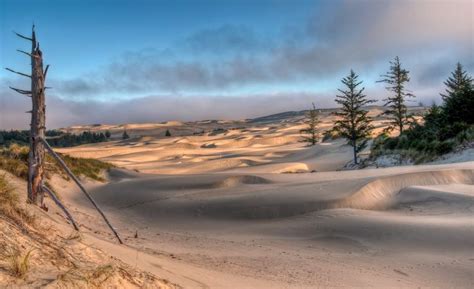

105,130,111,139
300,103,320,146
122,130,130,140
165,129,172,137
441,62,472,100
378,56,415,133
335,70,375,164
441,63,473,124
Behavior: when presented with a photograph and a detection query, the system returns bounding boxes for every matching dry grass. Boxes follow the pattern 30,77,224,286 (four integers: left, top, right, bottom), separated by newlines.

56,264,115,288
65,230,83,241
0,144,29,179
0,174,35,225
0,144,114,182
88,264,115,286
6,248,34,279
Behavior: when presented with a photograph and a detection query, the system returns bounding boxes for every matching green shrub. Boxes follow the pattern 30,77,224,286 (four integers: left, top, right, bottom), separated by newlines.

384,137,399,150
396,135,409,149
435,140,456,155
322,129,340,142
62,155,113,182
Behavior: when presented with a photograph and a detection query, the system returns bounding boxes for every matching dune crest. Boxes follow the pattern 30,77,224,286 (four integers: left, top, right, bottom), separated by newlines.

336,169,474,210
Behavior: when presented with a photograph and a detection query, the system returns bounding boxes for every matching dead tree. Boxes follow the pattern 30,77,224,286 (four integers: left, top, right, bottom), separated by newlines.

7,26,47,206
6,26,123,244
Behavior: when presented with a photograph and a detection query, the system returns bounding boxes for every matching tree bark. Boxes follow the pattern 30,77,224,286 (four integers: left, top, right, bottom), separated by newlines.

27,26,46,206
353,139,358,165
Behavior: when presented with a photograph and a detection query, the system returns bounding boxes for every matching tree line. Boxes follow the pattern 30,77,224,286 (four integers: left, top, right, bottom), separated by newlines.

0,130,112,147
301,57,473,165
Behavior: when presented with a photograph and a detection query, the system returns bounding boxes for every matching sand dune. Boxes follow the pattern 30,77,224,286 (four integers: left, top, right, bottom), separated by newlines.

43,108,473,288
54,163,471,289
337,169,474,210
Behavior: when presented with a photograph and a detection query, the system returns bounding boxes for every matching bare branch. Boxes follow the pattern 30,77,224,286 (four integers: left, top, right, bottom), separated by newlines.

17,49,39,59
25,110,32,113
42,185,80,231
41,138,124,244
9,86,32,96
5,67,31,78
43,65,50,80
13,31,33,41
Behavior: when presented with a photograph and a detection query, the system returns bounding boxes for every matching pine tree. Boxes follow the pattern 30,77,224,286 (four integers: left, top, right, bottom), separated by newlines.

300,103,320,146
378,56,415,133
441,63,473,124
441,62,472,101
122,130,130,140
105,130,111,139
334,70,375,164
165,129,171,137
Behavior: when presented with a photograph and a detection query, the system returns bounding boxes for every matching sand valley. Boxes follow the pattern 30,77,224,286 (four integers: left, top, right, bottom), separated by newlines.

42,108,474,288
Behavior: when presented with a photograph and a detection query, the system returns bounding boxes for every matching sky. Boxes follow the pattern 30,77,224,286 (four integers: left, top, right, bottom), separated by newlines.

0,0,473,129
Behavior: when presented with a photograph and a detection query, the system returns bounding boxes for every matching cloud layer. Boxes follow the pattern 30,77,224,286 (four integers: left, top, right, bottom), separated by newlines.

1,0,473,129
0,90,339,129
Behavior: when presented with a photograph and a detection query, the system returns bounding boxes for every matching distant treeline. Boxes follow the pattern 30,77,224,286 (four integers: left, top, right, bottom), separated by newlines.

0,130,111,147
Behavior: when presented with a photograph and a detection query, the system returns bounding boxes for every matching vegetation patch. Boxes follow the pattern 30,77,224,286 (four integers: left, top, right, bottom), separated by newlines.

0,174,35,226
0,130,111,148
371,63,473,164
0,144,113,182
6,248,34,279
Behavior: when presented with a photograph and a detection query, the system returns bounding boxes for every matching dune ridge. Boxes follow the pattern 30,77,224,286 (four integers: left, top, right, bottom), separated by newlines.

336,169,474,211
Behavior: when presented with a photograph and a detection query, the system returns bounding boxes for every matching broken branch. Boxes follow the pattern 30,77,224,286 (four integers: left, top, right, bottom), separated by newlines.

17,49,39,58
42,185,80,231
9,86,32,96
41,138,124,244
44,65,50,80
13,31,33,41
5,67,31,78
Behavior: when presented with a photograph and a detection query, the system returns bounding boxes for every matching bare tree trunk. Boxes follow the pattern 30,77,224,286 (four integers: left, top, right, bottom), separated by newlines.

25,26,46,206
353,141,358,165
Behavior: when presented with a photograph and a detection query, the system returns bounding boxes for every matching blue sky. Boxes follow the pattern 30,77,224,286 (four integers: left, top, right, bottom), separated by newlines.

0,0,473,128
1,0,316,78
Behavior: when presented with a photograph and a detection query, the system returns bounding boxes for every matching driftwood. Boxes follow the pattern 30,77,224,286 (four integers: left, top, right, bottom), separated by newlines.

41,138,124,244
42,185,80,231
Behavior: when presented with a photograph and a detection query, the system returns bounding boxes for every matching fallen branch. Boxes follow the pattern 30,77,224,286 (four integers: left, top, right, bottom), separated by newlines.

42,185,80,231
40,137,123,244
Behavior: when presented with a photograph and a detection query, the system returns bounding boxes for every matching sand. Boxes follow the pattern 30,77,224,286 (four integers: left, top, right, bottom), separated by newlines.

37,107,474,288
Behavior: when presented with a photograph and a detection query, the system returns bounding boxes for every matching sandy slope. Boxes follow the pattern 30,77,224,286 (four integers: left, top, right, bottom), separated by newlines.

39,107,474,288
0,171,179,288
44,162,473,289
